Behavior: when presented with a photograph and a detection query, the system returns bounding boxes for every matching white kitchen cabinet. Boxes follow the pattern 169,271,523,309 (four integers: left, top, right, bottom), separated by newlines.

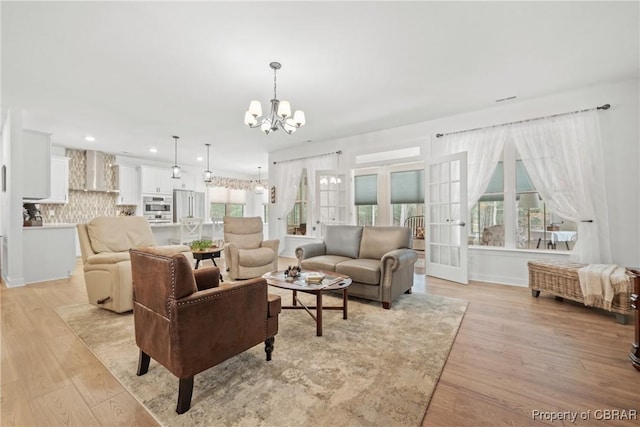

140,166,173,195
172,171,196,191
22,130,51,200
116,165,139,205
39,156,69,204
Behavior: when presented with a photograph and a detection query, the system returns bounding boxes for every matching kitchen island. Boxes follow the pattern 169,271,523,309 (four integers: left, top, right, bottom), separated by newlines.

149,221,223,245
23,223,76,284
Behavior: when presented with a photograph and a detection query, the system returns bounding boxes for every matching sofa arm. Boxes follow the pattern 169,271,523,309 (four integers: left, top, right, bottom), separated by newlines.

295,242,326,262
381,249,418,272
86,252,131,265
194,267,220,290
261,239,280,253
224,242,240,278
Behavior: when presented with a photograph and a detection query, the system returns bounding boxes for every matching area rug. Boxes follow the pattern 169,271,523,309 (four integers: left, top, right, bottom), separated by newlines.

56,291,467,427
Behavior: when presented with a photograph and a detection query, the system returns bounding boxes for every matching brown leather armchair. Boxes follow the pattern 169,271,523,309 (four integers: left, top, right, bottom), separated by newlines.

129,247,281,414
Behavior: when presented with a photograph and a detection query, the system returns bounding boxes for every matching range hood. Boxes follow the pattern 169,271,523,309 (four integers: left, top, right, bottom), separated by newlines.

85,150,110,192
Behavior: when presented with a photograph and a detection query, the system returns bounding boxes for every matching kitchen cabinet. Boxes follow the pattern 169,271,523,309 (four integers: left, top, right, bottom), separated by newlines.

39,156,69,204
140,166,173,195
172,171,196,191
22,130,51,199
116,165,139,205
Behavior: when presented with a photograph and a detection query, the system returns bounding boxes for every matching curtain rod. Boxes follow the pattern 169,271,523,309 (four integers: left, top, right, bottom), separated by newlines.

435,103,610,138
273,150,342,165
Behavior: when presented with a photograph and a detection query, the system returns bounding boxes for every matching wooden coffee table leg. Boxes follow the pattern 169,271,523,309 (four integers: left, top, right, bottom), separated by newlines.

343,289,348,319
316,291,323,337
292,290,297,306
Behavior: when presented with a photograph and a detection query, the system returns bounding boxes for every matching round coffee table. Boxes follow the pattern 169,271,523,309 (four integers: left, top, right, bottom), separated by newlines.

262,270,351,336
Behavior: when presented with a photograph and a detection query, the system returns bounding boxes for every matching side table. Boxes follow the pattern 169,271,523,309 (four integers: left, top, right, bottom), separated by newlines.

628,268,640,372
192,247,222,269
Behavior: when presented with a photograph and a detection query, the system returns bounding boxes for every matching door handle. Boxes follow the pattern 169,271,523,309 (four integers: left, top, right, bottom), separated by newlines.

456,221,466,227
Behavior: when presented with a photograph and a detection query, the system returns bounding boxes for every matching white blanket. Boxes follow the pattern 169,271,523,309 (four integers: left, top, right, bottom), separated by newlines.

577,264,630,310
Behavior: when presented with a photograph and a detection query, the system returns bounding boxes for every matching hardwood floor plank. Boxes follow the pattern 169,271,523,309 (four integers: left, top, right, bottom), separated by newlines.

30,383,101,427
1,379,39,426
90,391,160,427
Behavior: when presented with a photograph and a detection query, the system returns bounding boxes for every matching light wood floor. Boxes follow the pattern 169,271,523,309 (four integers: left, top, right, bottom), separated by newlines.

1,258,638,426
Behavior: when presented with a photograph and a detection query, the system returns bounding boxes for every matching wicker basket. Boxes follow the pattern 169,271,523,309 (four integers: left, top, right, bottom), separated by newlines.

528,259,632,317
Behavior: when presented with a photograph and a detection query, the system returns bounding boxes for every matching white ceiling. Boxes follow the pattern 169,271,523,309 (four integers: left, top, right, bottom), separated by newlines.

2,1,638,177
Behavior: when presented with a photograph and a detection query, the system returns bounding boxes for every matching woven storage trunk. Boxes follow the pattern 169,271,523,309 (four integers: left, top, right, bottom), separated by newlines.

528,259,632,316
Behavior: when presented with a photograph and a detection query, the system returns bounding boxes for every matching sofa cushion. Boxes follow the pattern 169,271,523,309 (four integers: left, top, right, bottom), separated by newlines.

86,252,131,265
359,226,411,260
238,247,275,267
300,255,353,272
87,216,156,253
335,259,381,285
324,225,363,259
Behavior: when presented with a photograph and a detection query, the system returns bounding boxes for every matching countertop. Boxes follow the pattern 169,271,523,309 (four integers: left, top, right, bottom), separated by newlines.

149,221,216,227
23,223,77,230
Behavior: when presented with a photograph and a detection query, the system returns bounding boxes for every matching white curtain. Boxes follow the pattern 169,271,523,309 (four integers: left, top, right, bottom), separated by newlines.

303,154,339,234
434,126,508,209
511,111,611,263
272,159,304,253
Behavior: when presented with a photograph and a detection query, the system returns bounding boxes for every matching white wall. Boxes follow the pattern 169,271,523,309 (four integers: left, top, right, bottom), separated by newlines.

269,79,640,284
1,110,27,286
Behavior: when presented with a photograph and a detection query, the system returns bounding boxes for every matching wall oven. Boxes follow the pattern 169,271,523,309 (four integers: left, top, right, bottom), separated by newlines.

143,196,173,223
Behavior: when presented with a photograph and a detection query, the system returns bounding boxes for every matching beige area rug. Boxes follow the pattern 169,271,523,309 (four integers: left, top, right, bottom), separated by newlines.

56,291,467,427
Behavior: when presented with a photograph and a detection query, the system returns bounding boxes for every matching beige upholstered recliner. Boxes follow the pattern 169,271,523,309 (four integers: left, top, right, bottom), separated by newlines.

223,216,279,280
77,216,193,313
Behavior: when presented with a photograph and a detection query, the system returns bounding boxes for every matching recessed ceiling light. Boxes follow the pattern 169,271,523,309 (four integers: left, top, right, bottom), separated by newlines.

196,156,203,161
85,136,95,142
149,148,158,153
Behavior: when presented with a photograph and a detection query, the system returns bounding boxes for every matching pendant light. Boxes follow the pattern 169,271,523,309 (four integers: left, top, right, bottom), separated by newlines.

254,166,265,194
171,135,181,179
203,143,213,183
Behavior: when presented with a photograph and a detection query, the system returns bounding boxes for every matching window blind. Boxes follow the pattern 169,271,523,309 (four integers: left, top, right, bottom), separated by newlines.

354,174,377,205
390,169,424,204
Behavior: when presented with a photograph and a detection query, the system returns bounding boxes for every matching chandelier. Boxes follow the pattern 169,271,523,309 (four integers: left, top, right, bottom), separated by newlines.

203,143,213,183
254,166,265,194
171,136,180,179
244,62,306,135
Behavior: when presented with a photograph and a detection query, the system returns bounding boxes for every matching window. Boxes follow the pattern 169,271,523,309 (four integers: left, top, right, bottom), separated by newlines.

390,169,424,226
354,174,378,226
472,150,576,250
210,203,244,220
287,170,308,235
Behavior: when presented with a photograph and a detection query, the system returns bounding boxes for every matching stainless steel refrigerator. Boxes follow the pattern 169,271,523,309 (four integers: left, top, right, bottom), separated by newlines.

173,190,205,222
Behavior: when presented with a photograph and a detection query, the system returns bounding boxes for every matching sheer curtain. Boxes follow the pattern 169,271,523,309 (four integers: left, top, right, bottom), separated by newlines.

272,159,304,253
511,110,611,263
433,126,508,209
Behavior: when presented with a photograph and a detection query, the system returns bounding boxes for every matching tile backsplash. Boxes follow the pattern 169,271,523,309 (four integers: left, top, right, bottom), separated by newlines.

41,149,136,224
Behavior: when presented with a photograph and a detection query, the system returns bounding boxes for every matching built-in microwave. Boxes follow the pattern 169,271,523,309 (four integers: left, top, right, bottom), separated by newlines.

143,196,172,221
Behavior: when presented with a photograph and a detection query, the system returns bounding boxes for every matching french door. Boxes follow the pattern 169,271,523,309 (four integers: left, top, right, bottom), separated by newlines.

426,152,468,284
316,170,348,236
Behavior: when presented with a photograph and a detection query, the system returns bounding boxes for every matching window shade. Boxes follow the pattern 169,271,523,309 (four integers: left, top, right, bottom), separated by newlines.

210,186,229,203
390,169,424,204
354,174,377,205
516,160,535,192
482,160,536,196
